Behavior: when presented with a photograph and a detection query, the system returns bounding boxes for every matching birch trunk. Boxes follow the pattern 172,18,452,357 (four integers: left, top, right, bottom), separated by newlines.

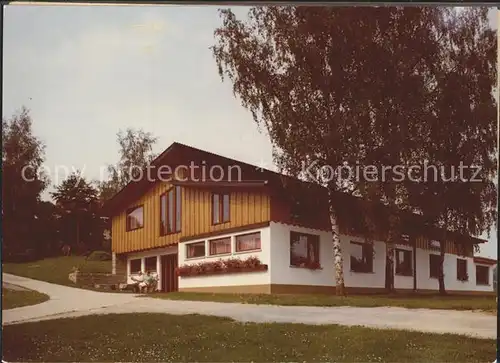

385,228,395,292
438,212,448,295
329,203,345,296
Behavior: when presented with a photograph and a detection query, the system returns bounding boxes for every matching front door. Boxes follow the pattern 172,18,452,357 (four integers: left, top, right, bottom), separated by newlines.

161,254,178,293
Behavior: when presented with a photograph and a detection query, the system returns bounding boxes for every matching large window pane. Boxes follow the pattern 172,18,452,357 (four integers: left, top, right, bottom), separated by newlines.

176,186,182,232
130,259,141,273
145,256,157,272
476,265,489,285
290,232,319,267
126,206,144,231
167,189,174,233
350,242,373,273
236,232,261,252
212,194,220,224
187,242,205,258
209,237,231,255
223,194,230,222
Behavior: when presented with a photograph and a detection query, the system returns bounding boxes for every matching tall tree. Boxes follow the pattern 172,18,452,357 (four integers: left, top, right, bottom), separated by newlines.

52,172,104,252
409,7,497,294
212,7,497,294
98,128,158,202
2,107,49,257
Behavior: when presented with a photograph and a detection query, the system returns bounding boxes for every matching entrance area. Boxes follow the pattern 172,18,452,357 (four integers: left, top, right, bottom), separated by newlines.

161,254,178,293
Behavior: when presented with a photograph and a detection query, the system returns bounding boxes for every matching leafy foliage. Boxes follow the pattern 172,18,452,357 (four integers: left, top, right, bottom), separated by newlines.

212,7,497,293
97,128,158,202
2,107,49,258
51,172,107,252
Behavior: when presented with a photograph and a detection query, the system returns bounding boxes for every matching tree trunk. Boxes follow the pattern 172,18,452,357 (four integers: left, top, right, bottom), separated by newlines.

412,234,417,292
438,214,448,295
329,203,345,296
385,228,396,293
76,215,80,246
438,240,446,295
385,245,395,292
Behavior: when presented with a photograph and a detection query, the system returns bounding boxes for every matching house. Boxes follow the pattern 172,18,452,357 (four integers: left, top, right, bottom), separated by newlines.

102,142,497,295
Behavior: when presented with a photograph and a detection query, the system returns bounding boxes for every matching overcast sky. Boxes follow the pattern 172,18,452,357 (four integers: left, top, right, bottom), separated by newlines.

3,5,498,258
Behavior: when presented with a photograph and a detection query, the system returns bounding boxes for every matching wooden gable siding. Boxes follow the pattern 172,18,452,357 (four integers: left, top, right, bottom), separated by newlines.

182,188,270,237
112,181,175,254
112,183,270,254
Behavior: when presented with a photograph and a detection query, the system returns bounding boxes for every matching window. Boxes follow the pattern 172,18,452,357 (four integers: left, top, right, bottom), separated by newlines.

456,258,468,281
187,242,205,258
476,265,489,285
160,186,181,235
290,231,319,267
145,256,157,272
209,237,231,256
212,193,230,224
429,254,440,278
130,259,141,273
236,232,261,252
350,241,373,273
395,249,413,276
126,206,144,231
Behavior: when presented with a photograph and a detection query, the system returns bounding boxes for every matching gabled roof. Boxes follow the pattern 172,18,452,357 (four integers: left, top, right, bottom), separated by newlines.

101,142,323,216
100,142,488,246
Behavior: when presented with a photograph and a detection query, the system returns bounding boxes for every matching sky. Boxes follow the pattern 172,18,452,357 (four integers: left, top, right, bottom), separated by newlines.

3,5,498,259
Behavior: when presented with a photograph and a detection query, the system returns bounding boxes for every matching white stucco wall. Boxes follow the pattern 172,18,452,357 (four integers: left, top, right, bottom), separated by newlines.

269,222,495,293
126,245,177,290
269,222,335,286
123,222,494,293
177,226,271,289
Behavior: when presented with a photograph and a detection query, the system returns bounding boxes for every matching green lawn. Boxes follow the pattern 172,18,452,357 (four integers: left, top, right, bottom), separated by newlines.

2,256,111,287
153,291,497,312
2,288,49,310
2,313,495,362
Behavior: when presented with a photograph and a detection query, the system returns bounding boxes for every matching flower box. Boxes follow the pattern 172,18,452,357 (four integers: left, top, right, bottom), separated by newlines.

176,256,268,277
178,264,268,277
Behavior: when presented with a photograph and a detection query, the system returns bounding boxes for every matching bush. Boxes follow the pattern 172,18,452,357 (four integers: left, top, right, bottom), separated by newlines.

86,251,112,261
5,249,38,263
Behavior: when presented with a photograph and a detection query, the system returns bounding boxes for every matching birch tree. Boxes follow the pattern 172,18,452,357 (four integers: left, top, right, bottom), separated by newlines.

213,6,496,294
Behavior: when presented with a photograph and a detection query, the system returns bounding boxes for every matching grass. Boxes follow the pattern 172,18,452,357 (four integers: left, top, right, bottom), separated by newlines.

2,287,49,310
2,256,111,287
152,291,497,312
2,313,495,362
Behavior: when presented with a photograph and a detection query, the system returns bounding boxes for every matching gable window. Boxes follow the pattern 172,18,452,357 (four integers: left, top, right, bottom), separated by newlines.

476,265,489,285
187,242,205,259
350,241,373,273
209,237,231,256
160,186,181,235
429,254,440,278
126,206,144,231
212,193,230,224
130,259,142,274
145,256,157,273
236,232,261,252
290,231,320,267
395,249,413,276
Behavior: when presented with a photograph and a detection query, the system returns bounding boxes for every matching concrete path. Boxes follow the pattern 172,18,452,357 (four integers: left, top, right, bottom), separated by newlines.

3,282,29,291
2,273,497,339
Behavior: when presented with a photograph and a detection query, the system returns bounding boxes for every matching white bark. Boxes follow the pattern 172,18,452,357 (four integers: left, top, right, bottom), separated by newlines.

330,204,345,292
112,252,117,275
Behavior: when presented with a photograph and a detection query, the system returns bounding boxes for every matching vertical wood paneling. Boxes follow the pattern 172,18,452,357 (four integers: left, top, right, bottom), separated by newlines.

111,185,271,253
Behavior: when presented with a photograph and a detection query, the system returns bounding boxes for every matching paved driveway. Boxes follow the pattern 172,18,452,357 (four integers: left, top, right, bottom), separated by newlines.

2,273,496,339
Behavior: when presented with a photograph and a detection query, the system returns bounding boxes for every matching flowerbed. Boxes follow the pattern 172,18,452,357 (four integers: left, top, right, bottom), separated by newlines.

176,256,268,277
